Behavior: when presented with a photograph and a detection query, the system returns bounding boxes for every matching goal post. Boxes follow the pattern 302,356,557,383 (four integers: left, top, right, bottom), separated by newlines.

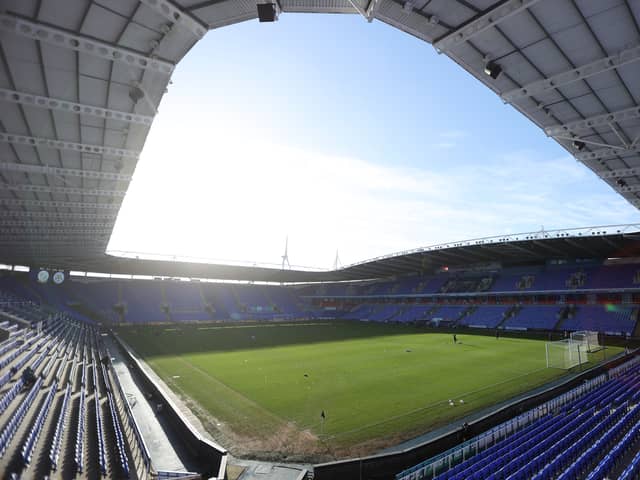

546,339,588,369
570,330,601,353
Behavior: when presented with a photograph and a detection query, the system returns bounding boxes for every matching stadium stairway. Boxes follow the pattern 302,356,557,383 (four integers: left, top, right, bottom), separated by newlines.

455,306,477,326
496,305,519,329
552,306,572,331
632,310,640,337
0,311,152,479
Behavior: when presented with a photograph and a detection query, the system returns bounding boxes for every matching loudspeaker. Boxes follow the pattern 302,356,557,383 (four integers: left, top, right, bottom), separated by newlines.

257,3,277,22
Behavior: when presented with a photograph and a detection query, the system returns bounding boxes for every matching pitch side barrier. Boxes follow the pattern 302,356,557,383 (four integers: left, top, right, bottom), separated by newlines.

111,333,228,480
313,350,638,480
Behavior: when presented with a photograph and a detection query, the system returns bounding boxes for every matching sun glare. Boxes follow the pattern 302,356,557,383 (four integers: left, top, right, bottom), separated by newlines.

106,16,640,270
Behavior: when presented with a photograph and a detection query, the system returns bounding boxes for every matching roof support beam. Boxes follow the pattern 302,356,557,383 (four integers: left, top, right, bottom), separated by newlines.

346,0,367,18
0,240,106,245
600,236,624,251
616,183,640,194
544,105,640,137
502,43,640,103
371,1,435,44
1,183,127,197
0,88,154,126
0,14,174,75
2,226,112,233
1,236,110,243
0,198,121,209
0,162,132,182
563,238,599,257
431,248,475,263
575,145,640,162
1,231,110,239
0,220,112,228
365,0,382,21
0,210,117,220
531,240,567,257
597,167,640,179
0,133,139,160
138,0,207,38
434,0,544,52
456,246,495,262
357,263,390,276
386,256,420,269
0,241,106,247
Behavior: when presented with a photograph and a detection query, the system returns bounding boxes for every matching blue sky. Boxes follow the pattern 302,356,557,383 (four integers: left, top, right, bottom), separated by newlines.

107,13,640,270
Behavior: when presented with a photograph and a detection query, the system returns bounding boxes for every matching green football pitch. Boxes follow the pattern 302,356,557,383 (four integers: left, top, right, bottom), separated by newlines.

115,321,618,457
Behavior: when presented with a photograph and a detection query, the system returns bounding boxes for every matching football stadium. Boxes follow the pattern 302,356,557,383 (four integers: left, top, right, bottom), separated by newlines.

1,1,640,480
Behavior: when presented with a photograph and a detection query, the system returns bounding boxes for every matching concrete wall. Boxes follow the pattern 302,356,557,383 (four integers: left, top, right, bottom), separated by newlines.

112,334,228,480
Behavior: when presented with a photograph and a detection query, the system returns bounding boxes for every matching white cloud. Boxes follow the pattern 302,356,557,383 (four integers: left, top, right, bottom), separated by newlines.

438,130,468,140
432,142,456,149
108,108,640,269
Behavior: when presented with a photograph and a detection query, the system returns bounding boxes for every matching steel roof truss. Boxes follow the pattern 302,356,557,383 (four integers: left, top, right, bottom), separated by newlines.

575,144,640,162
434,0,545,52
1,183,127,197
544,105,640,137
2,227,112,234
138,0,208,39
0,162,132,182
502,43,640,103
531,240,568,257
0,240,106,246
486,242,534,257
0,198,121,210
0,220,111,228
562,238,599,257
555,136,622,150
598,167,640,179
0,14,175,75
617,184,640,194
0,88,154,126
365,0,381,22
0,133,139,160
599,235,623,251
0,210,117,220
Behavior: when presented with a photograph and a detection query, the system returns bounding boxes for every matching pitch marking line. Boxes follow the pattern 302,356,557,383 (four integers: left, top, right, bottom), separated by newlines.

174,356,287,426
325,366,552,440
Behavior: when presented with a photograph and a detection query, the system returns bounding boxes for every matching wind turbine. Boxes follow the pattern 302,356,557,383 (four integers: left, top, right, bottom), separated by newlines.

281,236,291,270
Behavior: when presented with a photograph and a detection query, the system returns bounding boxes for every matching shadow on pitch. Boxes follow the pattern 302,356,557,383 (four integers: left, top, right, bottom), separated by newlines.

113,320,435,357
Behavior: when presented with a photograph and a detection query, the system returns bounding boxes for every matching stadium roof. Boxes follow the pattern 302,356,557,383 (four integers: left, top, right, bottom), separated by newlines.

4,224,640,283
1,0,639,280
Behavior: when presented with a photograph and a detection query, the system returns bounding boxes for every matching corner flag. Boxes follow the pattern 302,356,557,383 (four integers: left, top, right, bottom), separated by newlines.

321,410,325,419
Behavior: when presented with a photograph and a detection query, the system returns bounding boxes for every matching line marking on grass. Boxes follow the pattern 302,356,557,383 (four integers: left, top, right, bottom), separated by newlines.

195,322,333,331
323,366,555,441
174,356,287,426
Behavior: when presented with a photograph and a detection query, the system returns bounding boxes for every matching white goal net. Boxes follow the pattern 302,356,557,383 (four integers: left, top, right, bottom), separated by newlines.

570,330,600,353
546,340,588,369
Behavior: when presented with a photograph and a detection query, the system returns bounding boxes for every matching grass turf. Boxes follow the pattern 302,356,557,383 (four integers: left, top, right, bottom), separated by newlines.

116,321,619,453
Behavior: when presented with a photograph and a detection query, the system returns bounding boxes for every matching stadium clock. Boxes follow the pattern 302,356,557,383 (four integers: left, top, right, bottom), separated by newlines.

52,271,65,285
37,269,49,284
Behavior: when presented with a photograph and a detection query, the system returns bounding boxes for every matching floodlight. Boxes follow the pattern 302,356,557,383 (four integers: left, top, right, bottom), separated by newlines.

129,86,145,103
483,61,502,80
572,140,586,151
257,3,277,22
